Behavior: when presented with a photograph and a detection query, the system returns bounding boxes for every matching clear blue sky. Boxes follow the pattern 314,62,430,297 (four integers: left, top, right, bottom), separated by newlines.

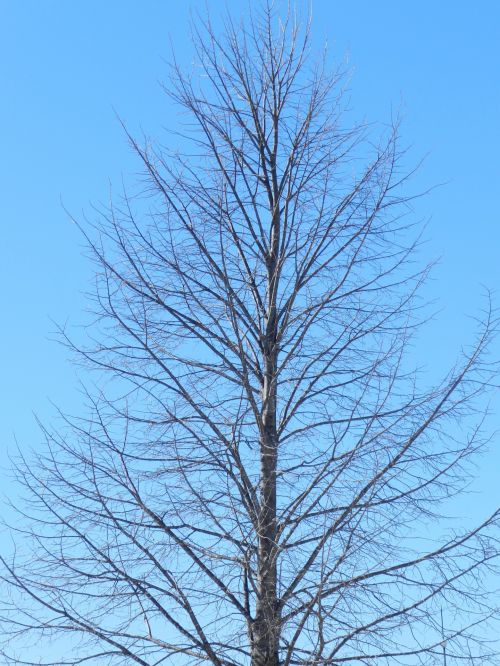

0,0,499,648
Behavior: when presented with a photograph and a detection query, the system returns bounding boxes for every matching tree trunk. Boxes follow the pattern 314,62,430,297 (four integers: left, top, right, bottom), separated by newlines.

252,350,280,666
252,203,281,665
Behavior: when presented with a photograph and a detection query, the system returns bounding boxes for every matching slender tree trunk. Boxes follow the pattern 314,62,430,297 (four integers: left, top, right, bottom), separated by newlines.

252,203,281,666
253,353,280,666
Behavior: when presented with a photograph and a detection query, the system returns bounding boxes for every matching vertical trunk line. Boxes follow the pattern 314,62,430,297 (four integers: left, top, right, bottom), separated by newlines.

252,193,281,666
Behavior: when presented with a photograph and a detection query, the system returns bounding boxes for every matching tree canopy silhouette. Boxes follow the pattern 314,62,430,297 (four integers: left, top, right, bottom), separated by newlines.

1,4,498,666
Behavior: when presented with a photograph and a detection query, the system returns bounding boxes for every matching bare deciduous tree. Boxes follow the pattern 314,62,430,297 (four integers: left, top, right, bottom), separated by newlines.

1,5,498,666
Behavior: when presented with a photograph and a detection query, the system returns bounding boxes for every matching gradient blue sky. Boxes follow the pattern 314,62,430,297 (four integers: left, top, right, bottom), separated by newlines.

0,0,499,653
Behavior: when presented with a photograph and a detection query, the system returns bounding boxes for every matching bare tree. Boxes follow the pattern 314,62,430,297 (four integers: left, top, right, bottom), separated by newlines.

1,5,498,666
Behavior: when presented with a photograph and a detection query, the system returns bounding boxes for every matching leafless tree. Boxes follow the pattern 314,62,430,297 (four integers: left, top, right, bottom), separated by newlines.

1,4,498,666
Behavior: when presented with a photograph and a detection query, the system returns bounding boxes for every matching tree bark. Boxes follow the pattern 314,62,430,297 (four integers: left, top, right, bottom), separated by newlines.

252,200,281,666
252,351,279,666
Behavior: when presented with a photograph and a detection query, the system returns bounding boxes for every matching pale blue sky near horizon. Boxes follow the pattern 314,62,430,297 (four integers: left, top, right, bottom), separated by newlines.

0,0,499,648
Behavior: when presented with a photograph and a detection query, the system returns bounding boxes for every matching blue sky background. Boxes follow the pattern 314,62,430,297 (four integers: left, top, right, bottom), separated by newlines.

0,0,499,658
